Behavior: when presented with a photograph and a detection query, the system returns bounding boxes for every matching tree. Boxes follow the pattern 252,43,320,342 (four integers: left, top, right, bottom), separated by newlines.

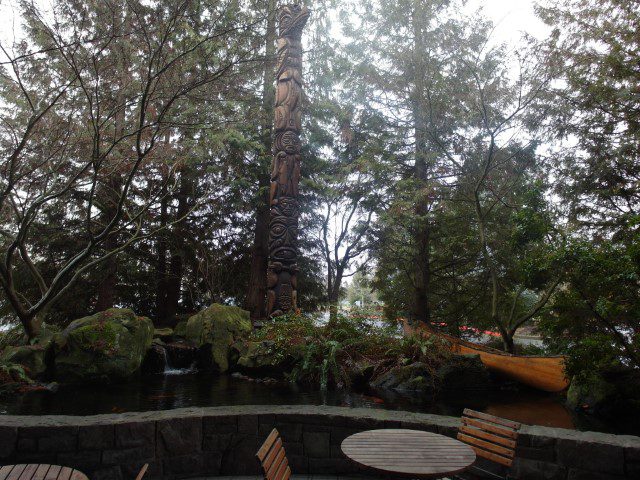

343,0,508,324
0,0,251,338
536,0,640,241
428,37,562,351
533,0,640,373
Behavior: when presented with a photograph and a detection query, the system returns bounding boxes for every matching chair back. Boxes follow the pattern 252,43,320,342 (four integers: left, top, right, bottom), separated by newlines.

256,428,292,480
457,409,521,467
134,464,149,480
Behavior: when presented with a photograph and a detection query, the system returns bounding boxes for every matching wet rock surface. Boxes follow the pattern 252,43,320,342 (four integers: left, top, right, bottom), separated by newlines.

184,303,251,373
54,308,154,383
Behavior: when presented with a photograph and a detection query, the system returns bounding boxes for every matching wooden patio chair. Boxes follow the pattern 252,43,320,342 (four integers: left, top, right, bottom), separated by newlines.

256,428,292,480
454,409,521,480
134,464,149,480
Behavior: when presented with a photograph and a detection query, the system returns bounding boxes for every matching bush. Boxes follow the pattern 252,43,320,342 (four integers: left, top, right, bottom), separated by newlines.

251,312,452,390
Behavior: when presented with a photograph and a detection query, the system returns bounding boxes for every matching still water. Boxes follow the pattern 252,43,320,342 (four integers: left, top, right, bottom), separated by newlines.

0,371,621,434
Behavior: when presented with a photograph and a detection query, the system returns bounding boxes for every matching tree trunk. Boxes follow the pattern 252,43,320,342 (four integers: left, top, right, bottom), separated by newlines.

410,1,431,324
20,313,41,341
501,330,515,353
95,7,129,312
155,183,169,324
95,246,117,311
327,268,343,325
246,0,278,326
164,169,192,325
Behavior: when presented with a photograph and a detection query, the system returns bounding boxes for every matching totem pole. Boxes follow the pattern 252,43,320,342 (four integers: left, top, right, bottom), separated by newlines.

266,4,310,318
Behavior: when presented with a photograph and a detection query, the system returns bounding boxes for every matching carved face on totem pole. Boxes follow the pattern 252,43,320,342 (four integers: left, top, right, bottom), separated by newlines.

266,4,309,319
278,4,310,39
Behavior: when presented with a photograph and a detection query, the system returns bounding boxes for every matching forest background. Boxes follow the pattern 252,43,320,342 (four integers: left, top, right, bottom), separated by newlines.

0,0,638,384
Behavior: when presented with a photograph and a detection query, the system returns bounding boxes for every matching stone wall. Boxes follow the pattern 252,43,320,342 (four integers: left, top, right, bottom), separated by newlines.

1,405,639,480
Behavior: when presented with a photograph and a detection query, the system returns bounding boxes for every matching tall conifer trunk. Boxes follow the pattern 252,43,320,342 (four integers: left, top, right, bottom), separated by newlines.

410,1,431,324
246,0,278,326
164,169,192,324
96,5,128,311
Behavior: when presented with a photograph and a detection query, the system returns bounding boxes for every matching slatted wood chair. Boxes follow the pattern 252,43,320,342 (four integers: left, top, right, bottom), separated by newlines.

256,429,292,480
134,464,149,480
454,409,522,480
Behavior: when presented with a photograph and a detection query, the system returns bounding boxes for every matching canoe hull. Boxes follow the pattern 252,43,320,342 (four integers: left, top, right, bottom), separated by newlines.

402,320,569,393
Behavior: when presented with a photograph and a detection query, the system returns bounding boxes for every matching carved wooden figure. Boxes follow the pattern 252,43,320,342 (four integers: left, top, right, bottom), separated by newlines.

267,4,309,318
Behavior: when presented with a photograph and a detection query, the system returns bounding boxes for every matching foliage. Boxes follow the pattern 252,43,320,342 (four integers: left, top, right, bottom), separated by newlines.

539,238,640,379
251,312,451,389
535,0,640,240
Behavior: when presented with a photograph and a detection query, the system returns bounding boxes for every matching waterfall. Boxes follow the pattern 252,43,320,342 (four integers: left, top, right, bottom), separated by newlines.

161,344,196,375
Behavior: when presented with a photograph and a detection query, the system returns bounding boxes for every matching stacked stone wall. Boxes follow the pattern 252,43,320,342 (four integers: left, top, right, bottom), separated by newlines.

1,405,638,479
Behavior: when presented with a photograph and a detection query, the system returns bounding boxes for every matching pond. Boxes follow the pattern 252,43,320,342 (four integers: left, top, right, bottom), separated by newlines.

0,370,628,435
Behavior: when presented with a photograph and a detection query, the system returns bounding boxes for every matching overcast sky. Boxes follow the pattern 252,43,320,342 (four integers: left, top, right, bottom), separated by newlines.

465,0,549,43
0,0,549,46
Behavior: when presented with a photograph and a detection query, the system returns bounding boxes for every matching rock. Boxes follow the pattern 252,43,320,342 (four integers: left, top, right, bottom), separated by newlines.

141,343,167,374
0,343,50,379
153,327,174,340
566,374,616,413
370,362,435,394
54,308,154,383
173,321,188,337
0,362,34,394
165,341,196,369
436,354,490,397
185,304,251,373
0,324,58,380
347,361,375,387
237,340,294,376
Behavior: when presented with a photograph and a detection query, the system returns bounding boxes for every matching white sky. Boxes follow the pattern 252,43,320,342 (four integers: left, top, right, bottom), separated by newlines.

0,0,549,45
465,0,549,44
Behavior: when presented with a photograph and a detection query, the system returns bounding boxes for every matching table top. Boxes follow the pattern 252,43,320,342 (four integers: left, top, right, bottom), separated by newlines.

0,465,88,480
341,429,476,479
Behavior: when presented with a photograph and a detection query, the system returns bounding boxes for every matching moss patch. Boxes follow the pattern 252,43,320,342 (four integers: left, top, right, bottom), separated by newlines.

185,303,251,372
54,308,153,383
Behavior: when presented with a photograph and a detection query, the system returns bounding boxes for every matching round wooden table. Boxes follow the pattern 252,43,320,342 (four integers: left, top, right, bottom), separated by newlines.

341,429,476,479
0,465,88,480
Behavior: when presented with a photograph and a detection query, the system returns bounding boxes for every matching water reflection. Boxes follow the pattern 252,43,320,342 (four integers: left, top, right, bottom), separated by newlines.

0,372,613,433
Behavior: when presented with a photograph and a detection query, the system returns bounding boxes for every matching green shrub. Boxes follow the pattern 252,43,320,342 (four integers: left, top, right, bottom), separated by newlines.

251,312,451,390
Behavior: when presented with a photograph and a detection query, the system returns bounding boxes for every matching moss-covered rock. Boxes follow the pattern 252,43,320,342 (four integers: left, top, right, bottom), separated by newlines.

153,327,174,340
0,323,59,379
567,374,616,412
54,308,153,383
185,303,251,372
371,362,436,394
370,354,490,398
0,362,34,394
237,340,298,376
173,321,188,337
1,343,49,379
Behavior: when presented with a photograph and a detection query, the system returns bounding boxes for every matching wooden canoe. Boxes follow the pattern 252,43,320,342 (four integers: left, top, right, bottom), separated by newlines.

401,319,570,393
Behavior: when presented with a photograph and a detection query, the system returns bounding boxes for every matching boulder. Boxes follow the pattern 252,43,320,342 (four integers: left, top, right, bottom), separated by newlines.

436,354,490,397
370,362,435,394
0,343,50,379
173,321,188,338
153,327,174,340
567,374,616,413
236,340,296,376
165,340,196,368
0,323,58,380
0,362,33,395
141,340,168,374
347,360,376,387
184,303,251,372
54,308,153,383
